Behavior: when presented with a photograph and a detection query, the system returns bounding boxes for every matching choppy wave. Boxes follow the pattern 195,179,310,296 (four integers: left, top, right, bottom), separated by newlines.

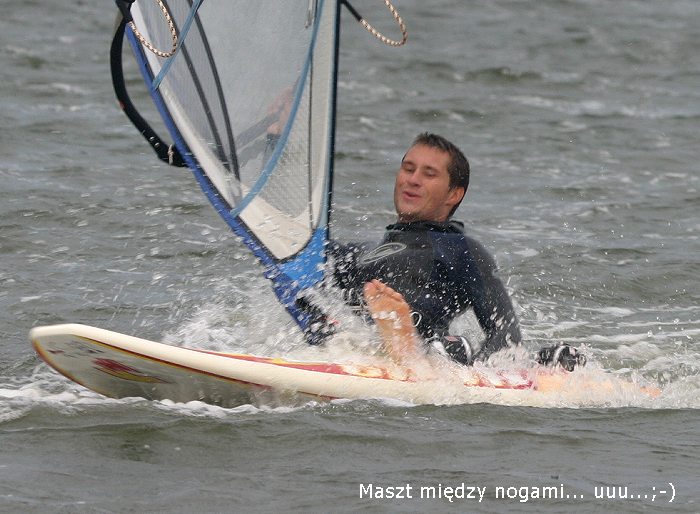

5,304,699,424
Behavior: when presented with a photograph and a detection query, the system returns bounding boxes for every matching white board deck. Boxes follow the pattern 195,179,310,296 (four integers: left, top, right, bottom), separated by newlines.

29,324,551,407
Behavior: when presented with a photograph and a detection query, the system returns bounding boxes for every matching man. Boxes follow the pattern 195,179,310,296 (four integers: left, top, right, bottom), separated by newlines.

310,133,583,370
322,132,521,364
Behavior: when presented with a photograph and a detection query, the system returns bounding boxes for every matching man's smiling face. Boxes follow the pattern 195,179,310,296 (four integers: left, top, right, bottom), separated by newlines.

393,143,465,223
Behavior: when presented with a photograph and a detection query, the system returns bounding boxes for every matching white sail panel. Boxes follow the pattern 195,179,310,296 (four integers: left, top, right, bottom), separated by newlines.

129,0,336,261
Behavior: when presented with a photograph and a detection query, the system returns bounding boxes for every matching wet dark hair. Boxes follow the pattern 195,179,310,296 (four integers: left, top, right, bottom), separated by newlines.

410,132,470,216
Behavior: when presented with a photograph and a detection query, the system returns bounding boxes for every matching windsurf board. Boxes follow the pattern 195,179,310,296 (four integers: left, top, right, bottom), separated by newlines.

30,323,552,407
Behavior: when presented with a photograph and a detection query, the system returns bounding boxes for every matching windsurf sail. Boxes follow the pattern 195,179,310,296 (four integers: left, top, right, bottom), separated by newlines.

111,1,340,335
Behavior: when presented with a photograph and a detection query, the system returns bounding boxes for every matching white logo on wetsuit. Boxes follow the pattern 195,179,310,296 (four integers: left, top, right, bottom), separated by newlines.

358,242,407,264
410,311,422,327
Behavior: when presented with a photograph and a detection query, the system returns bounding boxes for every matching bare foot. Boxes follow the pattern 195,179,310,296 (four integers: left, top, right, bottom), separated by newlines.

363,279,423,365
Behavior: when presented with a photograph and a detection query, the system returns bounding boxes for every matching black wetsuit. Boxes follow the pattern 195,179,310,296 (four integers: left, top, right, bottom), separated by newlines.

328,220,522,365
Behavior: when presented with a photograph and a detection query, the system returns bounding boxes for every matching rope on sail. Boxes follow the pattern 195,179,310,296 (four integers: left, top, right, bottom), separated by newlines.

126,0,178,58
341,0,408,47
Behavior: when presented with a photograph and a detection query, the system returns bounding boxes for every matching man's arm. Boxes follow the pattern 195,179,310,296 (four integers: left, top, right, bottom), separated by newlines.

432,236,521,365
469,271,522,360
299,241,369,345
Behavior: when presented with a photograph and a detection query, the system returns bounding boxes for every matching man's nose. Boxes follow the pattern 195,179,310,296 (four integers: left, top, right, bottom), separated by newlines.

406,171,422,185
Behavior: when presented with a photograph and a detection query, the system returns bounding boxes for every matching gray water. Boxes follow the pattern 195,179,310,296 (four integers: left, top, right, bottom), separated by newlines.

2,1,699,512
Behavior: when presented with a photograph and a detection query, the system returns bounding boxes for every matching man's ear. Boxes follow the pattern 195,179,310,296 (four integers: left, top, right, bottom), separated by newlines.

447,186,465,208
